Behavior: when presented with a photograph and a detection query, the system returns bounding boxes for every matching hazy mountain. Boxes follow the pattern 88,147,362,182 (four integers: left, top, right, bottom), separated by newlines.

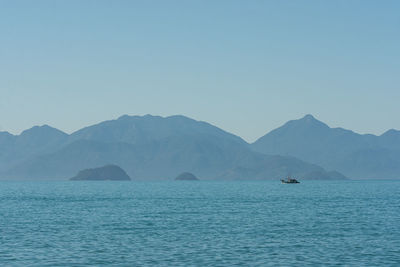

175,172,199,181
69,114,247,146
0,131,16,170
0,131,15,145
378,129,400,150
6,136,342,181
0,125,68,171
0,115,343,181
251,114,400,179
15,125,69,154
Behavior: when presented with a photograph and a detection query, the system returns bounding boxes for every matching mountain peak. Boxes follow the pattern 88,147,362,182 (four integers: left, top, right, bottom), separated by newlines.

71,114,247,146
381,129,400,136
117,114,130,120
294,114,329,128
251,114,331,154
20,125,67,137
303,114,315,120
300,114,322,123
0,131,14,137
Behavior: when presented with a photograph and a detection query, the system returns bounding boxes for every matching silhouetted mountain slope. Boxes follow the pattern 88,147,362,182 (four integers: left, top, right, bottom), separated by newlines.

1,115,343,180
218,154,345,180
379,129,400,150
6,136,342,181
175,172,199,180
69,114,247,146
0,126,68,171
16,125,69,154
0,131,15,145
251,115,400,179
0,131,16,170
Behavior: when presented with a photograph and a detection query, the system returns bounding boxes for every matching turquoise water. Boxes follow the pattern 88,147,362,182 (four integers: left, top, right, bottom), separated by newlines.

1,180,400,266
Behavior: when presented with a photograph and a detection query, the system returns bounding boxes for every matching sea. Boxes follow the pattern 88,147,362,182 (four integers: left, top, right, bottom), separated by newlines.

1,180,399,266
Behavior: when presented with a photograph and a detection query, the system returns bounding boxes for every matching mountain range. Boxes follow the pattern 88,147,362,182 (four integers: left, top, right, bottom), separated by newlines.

0,114,398,180
252,114,400,179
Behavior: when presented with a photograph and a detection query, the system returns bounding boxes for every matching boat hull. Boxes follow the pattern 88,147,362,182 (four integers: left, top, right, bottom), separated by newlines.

281,179,300,184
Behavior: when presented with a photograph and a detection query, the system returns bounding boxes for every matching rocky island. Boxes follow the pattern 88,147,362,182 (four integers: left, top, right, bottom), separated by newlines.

70,165,131,181
175,172,199,181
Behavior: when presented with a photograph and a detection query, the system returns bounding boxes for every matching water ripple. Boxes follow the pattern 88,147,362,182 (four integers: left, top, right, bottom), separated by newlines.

1,180,400,266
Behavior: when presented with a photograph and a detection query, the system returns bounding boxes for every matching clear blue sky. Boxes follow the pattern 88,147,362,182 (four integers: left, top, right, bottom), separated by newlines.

1,0,399,142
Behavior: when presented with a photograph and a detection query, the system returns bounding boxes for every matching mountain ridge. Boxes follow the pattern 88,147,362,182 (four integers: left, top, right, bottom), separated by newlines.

251,114,400,179
2,113,398,180
0,114,345,181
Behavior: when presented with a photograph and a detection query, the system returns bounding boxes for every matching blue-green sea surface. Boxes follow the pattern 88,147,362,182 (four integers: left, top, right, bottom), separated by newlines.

1,180,400,266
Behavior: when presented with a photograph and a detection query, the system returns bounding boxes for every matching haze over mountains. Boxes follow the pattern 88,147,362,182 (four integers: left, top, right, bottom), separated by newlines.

252,115,400,179
0,114,398,180
0,114,341,181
